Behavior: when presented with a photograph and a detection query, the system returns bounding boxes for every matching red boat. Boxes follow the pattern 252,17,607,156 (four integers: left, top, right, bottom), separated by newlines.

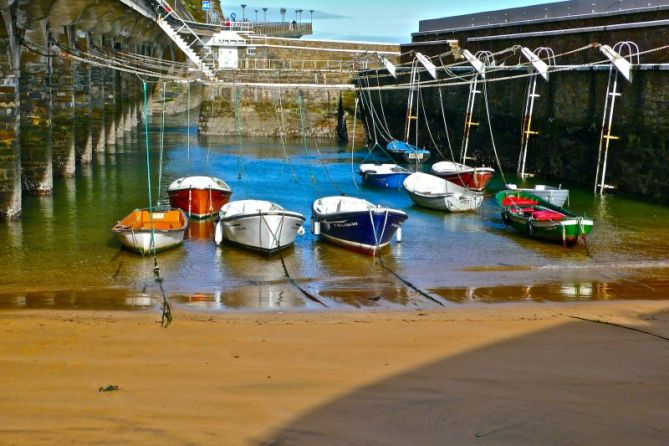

168,176,232,219
430,161,495,191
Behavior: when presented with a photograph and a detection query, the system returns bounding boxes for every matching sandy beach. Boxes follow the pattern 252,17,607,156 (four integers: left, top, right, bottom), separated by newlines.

1,301,668,445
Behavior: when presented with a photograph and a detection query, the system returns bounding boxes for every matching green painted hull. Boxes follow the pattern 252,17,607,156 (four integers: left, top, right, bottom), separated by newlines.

504,212,593,245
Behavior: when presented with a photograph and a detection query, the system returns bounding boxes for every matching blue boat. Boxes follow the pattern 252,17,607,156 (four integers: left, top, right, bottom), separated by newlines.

311,196,408,255
386,140,431,164
358,163,411,190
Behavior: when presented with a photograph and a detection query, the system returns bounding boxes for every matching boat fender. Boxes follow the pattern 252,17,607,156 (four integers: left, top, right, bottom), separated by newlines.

501,211,511,226
395,227,402,243
527,220,534,236
297,226,305,236
214,221,224,245
311,220,321,235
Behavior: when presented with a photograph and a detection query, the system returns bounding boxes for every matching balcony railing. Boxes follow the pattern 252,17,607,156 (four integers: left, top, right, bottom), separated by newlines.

238,58,378,72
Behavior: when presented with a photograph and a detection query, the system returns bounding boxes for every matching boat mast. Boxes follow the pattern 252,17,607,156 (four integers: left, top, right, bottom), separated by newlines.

518,47,554,179
460,76,480,164
404,60,418,142
594,41,637,195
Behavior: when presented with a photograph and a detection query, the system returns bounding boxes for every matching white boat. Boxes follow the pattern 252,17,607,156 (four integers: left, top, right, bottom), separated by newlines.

112,208,188,254
214,200,306,253
403,172,484,212
505,183,569,207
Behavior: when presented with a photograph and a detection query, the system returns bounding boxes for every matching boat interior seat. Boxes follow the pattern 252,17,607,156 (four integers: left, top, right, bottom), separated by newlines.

531,210,565,221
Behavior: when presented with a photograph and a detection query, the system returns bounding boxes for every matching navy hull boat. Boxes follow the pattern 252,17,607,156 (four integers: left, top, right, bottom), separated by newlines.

311,196,408,256
358,163,411,190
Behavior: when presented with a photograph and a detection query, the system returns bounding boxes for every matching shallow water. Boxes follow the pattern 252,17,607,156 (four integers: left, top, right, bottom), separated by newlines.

1,120,669,311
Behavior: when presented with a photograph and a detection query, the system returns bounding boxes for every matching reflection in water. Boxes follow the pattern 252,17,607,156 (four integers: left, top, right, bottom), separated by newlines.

432,276,669,303
1,123,669,311
0,288,154,310
186,220,215,240
173,284,307,311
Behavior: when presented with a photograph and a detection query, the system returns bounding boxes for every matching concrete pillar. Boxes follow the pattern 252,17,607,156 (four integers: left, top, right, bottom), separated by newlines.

0,7,21,219
89,33,105,153
103,38,117,151
50,29,76,177
70,27,92,164
19,21,52,195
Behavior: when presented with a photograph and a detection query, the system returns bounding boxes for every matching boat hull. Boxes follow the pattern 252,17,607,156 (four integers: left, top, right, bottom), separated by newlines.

218,211,305,253
169,188,232,219
505,185,569,207
407,190,483,212
435,170,494,191
116,229,186,254
386,141,431,164
360,172,411,189
312,209,407,255
503,211,593,245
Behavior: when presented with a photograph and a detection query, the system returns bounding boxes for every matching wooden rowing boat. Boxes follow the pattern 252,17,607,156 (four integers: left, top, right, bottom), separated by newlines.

496,190,593,246
112,208,188,254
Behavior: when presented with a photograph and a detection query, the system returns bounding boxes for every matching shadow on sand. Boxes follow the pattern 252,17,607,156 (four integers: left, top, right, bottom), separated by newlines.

258,310,669,445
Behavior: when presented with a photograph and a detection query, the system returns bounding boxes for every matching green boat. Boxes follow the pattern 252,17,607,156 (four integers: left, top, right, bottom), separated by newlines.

496,190,593,246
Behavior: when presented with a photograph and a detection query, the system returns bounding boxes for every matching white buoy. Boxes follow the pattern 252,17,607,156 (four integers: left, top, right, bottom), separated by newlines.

297,226,305,236
214,221,223,245
312,220,320,235
395,227,402,242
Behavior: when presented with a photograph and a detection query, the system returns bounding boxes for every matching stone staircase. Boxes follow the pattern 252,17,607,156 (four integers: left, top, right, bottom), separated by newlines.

155,1,217,79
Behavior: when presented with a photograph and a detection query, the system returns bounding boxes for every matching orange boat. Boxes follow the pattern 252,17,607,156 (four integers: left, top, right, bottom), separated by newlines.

168,176,232,219
112,208,188,254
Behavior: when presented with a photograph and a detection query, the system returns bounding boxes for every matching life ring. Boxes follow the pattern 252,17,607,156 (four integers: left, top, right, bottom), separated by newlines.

501,211,511,226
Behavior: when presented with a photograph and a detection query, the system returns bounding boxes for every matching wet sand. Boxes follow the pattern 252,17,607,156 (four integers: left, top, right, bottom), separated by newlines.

1,302,669,445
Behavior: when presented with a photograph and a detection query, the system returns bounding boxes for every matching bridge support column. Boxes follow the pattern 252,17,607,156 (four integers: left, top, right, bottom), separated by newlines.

89,34,105,153
0,7,21,219
103,38,117,152
20,22,52,195
51,29,76,177
71,27,92,164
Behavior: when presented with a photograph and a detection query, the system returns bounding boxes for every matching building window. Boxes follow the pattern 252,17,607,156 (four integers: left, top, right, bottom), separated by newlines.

246,47,256,56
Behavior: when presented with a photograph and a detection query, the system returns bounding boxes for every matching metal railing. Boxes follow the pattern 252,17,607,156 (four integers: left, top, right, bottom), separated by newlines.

155,0,217,70
239,58,379,72
217,21,313,36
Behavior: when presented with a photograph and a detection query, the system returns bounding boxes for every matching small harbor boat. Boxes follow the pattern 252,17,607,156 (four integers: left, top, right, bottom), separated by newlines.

505,183,569,207
112,208,188,254
358,163,411,189
214,200,306,253
386,140,431,164
431,161,495,191
168,176,232,219
403,172,484,212
311,196,407,255
497,190,593,246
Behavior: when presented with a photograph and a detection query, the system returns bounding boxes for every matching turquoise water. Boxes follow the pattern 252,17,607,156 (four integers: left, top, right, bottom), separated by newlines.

1,120,669,311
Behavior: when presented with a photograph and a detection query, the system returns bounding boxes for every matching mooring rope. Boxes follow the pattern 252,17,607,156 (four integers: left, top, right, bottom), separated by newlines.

274,89,300,182
142,80,172,327
278,250,328,307
482,80,508,184
157,81,167,205
186,81,191,175
377,257,445,307
350,97,361,191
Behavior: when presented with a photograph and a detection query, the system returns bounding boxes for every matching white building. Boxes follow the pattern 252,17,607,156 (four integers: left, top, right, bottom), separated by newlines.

205,30,247,69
